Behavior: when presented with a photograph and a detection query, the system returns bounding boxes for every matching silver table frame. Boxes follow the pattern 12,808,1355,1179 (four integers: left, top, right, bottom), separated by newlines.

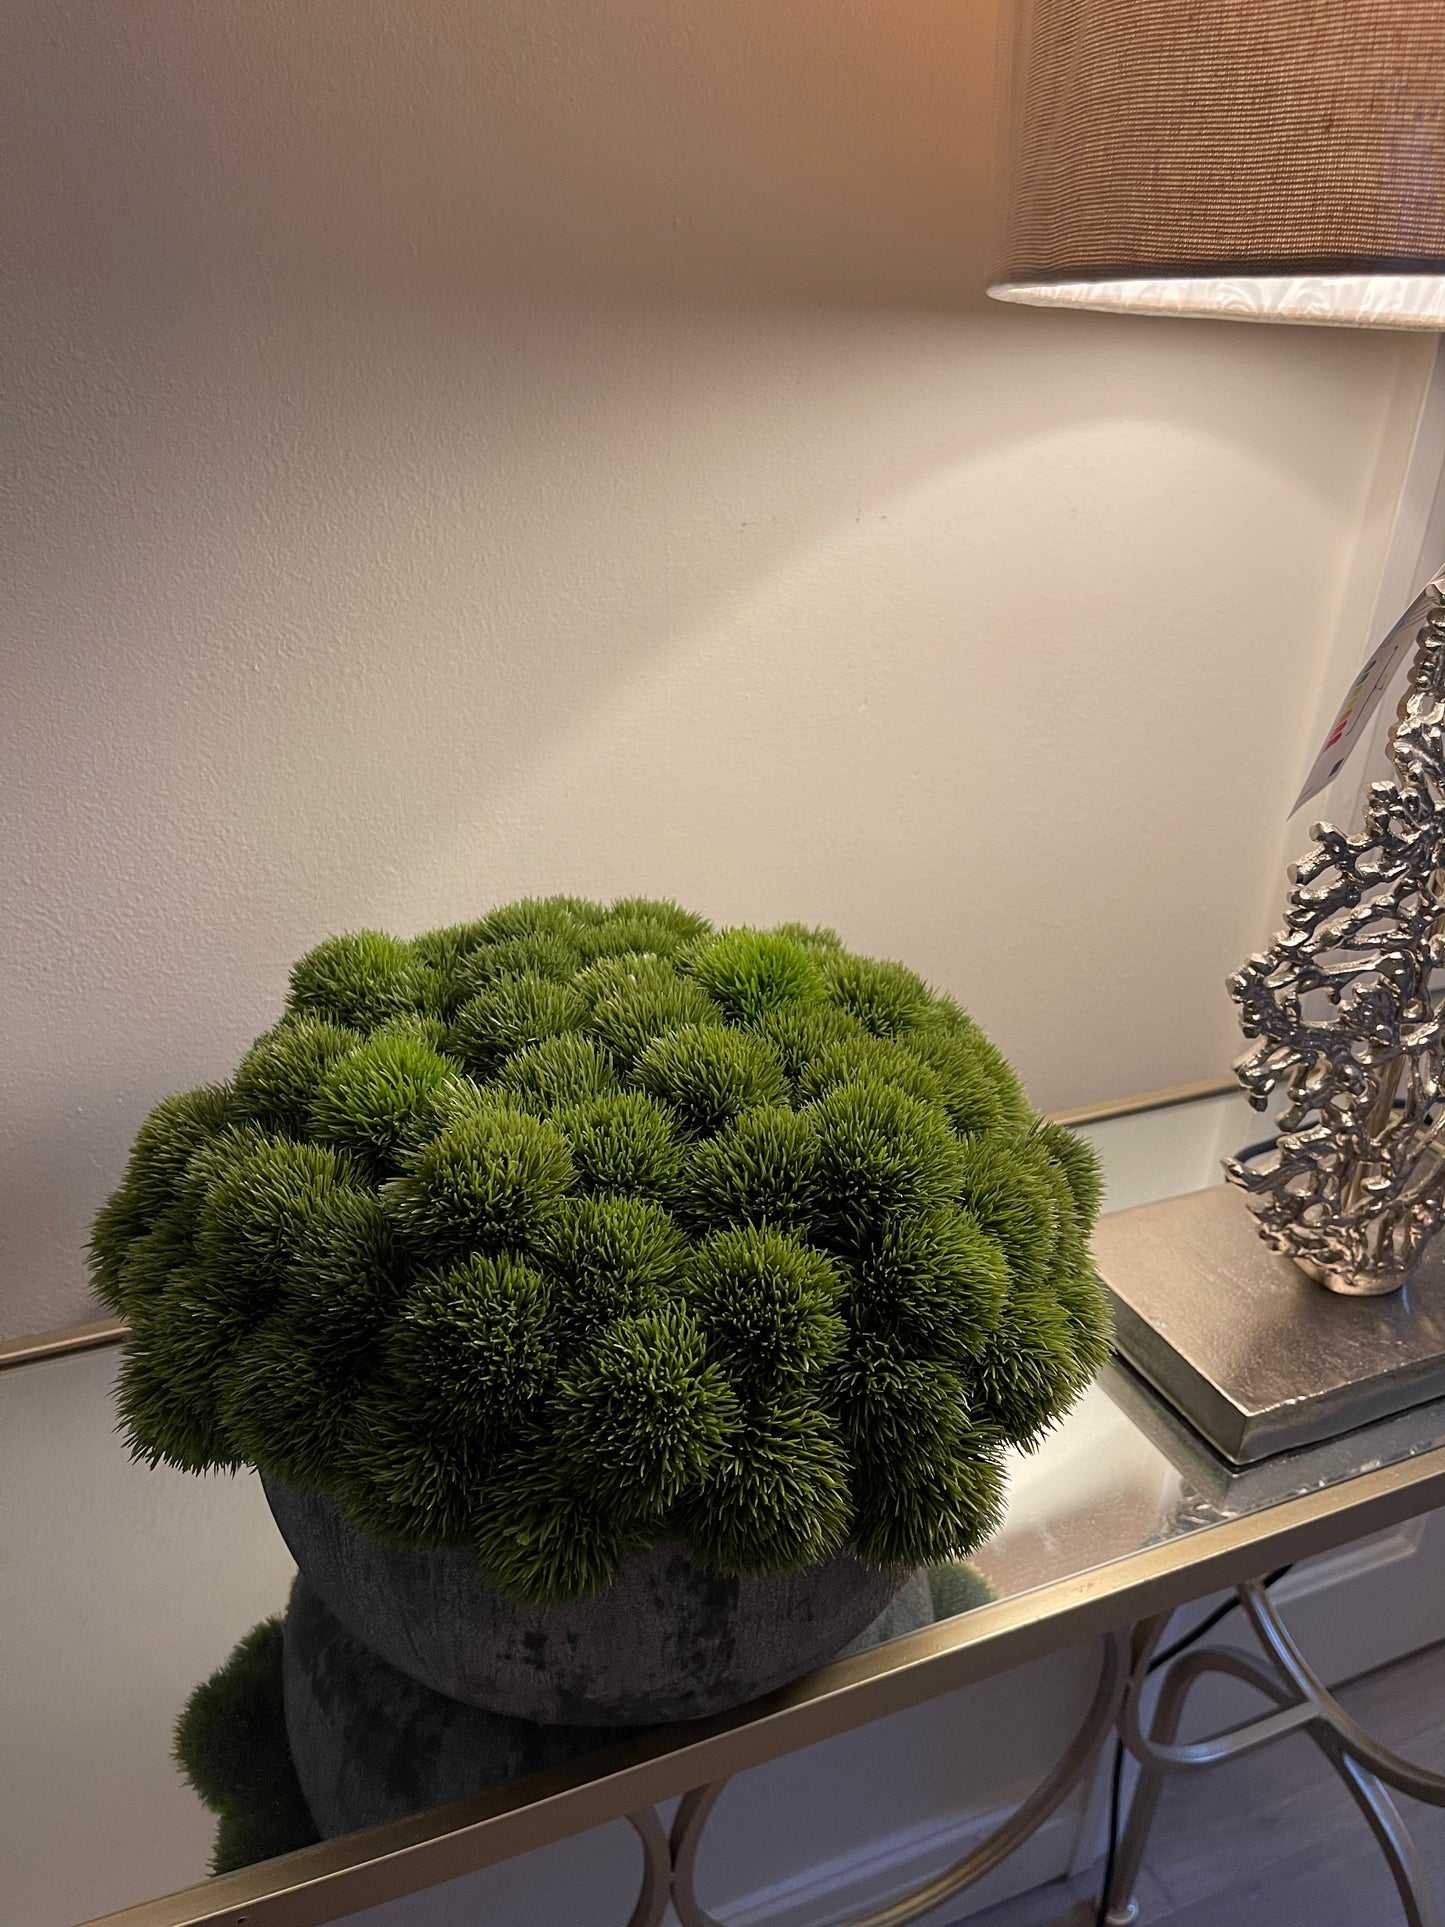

1101,1578,1445,1927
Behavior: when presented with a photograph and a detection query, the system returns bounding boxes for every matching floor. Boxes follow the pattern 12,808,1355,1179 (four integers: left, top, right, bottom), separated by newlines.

962,1638,1445,1927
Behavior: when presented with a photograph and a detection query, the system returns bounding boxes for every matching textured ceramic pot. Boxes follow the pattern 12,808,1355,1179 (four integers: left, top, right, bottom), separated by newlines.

283,1571,937,1838
263,1475,907,1725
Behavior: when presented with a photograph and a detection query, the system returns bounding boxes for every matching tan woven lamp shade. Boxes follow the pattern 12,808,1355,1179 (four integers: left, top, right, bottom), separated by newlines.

989,0,1445,327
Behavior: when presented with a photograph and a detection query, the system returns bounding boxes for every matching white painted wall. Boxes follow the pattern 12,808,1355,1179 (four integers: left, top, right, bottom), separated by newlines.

2,0,1434,1339
6,11,1445,1927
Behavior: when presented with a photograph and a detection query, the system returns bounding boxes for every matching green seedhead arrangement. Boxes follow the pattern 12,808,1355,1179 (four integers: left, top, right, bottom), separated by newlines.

94,899,1109,1603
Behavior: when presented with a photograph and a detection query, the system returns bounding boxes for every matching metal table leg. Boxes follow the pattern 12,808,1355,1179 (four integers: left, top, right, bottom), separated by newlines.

649,1631,1129,1927
1105,1579,1445,1927
625,1806,675,1927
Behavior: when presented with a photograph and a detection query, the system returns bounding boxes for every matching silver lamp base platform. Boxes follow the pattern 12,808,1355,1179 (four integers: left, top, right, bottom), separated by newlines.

1092,1184,1445,1465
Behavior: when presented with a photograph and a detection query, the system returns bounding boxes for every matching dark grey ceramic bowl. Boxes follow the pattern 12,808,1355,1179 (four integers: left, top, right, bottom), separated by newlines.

263,1475,906,1725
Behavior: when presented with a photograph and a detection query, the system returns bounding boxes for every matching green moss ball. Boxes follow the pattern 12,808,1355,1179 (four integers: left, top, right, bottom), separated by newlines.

97,896,1109,1603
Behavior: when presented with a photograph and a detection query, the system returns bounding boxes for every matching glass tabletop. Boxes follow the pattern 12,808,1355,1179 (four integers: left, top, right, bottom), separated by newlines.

9,1089,1445,1927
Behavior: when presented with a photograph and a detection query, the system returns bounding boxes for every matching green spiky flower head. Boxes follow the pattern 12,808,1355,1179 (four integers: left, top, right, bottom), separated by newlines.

97,896,1109,1603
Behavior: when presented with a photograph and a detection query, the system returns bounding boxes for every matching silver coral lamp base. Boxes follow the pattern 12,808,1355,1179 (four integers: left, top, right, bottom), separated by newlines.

1099,579,1445,1459
1291,1253,1406,1297
1227,578,1445,1300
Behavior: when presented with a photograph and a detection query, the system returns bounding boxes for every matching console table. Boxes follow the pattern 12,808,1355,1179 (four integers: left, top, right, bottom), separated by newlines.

8,1083,1445,1927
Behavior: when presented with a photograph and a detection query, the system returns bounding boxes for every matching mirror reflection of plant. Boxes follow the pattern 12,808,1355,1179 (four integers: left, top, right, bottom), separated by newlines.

172,1618,319,1874
95,900,1109,1604
176,1558,998,1871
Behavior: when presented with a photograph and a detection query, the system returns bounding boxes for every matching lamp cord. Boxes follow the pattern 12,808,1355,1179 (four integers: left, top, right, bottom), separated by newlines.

1093,1566,1293,1926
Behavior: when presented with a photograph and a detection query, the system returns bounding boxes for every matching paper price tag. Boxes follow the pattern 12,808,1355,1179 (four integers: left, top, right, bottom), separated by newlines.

1292,571,1445,817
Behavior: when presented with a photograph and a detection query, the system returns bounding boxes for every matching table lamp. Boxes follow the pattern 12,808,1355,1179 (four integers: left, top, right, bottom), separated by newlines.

989,0,1445,1462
